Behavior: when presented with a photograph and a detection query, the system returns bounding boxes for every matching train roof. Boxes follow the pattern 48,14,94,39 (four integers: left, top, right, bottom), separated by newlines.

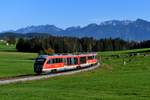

37,53,96,59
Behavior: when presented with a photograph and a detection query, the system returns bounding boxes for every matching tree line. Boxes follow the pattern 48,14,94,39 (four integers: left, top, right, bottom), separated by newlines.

15,35,150,54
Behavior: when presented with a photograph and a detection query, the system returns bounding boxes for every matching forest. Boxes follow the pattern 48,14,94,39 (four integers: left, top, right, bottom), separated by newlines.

15,35,150,54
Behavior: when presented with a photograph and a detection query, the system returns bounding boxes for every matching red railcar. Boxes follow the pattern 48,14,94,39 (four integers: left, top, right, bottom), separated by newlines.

34,53,97,74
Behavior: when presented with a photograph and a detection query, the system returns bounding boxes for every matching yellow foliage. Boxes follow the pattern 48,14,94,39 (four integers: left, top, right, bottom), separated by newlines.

44,48,55,54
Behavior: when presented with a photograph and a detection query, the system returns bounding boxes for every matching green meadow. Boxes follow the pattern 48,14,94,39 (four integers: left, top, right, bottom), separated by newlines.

0,41,16,52
0,42,37,77
0,42,150,100
0,51,37,77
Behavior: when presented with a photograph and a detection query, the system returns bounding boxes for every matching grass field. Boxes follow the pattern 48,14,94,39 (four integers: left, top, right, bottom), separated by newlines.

0,45,150,100
0,43,37,77
0,41,16,52
0,51,37,77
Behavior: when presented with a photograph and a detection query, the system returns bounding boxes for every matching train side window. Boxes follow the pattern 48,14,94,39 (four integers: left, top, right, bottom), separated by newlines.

47,59,52,64
71,58,74,65
88,56,93,60
59,58,63,63
53,58,62,63
80,57,86,64
69,58,72,65
67,58,71,65
52,59,56,63
63,58,67,65
93,56,96,59
58,58,61,63
56,58,59,63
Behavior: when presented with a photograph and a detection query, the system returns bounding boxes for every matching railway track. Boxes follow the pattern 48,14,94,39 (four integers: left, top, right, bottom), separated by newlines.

0,63,100,85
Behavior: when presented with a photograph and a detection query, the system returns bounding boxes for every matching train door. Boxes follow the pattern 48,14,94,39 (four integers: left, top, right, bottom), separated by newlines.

67,58,74,65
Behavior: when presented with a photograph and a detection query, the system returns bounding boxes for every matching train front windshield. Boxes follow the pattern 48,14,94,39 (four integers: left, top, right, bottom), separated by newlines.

35,58,46,65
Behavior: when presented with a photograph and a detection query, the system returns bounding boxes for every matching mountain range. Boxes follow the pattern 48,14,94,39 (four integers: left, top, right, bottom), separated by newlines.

1,18,150,41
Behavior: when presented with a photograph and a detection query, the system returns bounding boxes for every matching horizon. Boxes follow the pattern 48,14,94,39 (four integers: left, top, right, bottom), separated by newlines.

0,0,150,31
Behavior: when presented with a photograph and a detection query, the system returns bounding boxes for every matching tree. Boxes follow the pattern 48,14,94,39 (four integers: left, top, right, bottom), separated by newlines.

44,48,55,54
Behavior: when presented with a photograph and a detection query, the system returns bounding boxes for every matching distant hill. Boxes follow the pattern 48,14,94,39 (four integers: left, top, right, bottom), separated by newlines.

15,25,63,35
0,32,23,39
1,18,150,41
0,32,51,39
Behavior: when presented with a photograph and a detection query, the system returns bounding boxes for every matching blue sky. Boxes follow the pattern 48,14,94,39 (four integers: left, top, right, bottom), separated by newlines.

0,0,149,31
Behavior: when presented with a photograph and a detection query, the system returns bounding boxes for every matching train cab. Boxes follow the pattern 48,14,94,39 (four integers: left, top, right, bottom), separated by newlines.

34,55,48,74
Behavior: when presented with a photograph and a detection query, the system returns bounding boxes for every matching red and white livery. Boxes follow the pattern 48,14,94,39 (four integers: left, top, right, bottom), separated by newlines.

34,53,97,74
